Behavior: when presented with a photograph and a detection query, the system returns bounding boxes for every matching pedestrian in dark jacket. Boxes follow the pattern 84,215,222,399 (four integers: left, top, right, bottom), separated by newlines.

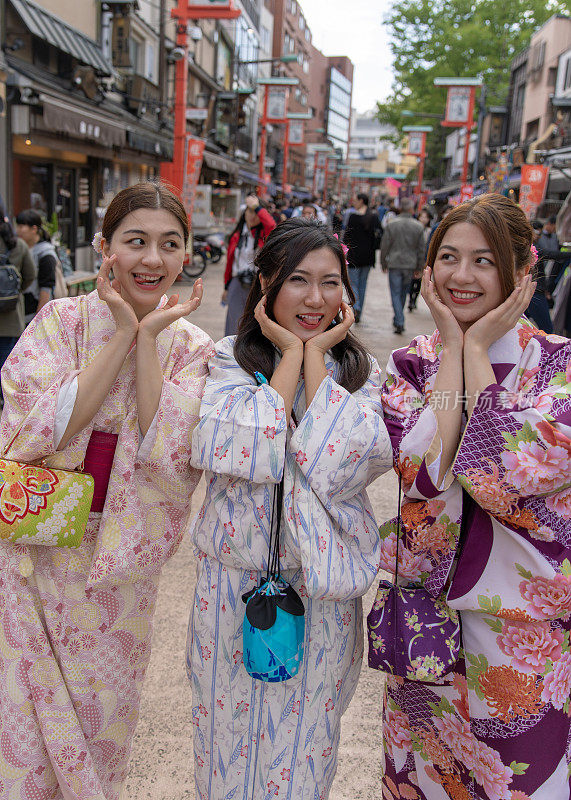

15,209,57,323
0,220,36,394
343,193,381,322
222,195,276,335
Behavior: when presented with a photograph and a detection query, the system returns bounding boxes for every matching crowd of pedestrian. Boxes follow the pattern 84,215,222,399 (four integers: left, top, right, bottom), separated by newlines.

0,182,569,800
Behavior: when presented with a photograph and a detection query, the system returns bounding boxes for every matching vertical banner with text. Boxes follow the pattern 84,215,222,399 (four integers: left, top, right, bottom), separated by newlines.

519,164,550,220
182,136,205,221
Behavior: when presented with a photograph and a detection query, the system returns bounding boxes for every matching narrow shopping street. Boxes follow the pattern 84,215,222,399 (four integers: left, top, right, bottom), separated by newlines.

124,257,434,799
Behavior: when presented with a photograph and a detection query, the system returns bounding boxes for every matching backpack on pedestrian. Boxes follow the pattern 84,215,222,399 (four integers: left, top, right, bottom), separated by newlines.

0,253,22,313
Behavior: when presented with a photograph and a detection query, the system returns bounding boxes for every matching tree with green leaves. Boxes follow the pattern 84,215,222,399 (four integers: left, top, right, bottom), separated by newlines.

378,0,571,182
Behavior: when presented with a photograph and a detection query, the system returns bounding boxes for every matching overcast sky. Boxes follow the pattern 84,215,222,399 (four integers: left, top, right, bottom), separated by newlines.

299,0,395,113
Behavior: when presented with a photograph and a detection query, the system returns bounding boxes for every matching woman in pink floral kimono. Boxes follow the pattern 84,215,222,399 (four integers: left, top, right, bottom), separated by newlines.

379,193,571,800
0,183,213,800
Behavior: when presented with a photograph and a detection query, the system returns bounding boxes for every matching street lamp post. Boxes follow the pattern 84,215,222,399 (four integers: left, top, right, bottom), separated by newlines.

256,76,299,196
161,0,240,195
434,77,481,201
283,111,312,191
403,125,432,200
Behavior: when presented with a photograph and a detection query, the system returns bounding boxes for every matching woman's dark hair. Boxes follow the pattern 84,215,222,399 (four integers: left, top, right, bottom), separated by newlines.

15,209,50,241
0,221,17,252
102,181,189,246
427,193,534,301
234,218,372,393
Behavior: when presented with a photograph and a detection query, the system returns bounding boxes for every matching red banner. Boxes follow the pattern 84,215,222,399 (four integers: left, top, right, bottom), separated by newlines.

182,136,205,220
519,164,550,220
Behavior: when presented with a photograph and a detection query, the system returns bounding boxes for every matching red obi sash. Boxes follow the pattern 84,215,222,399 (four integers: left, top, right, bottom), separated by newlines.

83,431,118,513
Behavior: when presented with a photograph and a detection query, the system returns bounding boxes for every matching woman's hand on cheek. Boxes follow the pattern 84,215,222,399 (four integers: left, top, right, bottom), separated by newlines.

254,296,303,354
138,278,203,340
97,254,139,339
464,274,536,354
305,301,354,355
421,266,463,351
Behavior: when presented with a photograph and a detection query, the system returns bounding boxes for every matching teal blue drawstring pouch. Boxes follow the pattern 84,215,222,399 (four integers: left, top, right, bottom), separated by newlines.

242,377,305,682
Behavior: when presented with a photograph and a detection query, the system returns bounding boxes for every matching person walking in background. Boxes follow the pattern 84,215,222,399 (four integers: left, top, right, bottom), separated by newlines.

343,192,381,323
0,216,36,383
425,202,452,256
379,193,571,800
222,194,276,336
380,196,425,333
15,209,58,323
0,182,213,800
188,219,393,800
525,219,554,333
407,206,432,312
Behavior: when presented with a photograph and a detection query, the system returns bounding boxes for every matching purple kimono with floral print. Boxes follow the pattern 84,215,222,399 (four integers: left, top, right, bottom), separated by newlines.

378,318,571,800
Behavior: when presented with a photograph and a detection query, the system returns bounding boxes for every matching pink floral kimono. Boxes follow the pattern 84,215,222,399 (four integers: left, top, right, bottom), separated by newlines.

379,319,571,800
0,292,213,800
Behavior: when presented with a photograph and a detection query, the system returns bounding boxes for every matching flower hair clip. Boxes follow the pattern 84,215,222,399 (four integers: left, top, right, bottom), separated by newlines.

333,233,349,263
92,231,103,254
529,244,538,268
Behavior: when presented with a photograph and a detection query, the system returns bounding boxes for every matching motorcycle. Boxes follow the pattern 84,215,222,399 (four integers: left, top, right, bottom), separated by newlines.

195,231,226,263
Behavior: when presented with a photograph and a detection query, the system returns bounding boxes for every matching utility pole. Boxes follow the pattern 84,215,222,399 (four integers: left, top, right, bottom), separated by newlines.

161,1,240,194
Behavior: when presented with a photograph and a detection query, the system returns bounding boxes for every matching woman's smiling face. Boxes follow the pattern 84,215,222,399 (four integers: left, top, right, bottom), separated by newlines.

267,247,344,342
432,222,505,331
102,208,186,318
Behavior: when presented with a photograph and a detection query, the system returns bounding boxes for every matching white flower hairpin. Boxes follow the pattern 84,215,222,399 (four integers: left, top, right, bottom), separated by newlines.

92,231,103,253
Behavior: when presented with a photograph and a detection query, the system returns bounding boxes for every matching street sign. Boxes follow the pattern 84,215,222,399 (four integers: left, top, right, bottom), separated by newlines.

186,108,209,120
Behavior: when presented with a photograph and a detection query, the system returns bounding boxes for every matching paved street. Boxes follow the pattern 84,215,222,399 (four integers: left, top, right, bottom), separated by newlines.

124,254,435,799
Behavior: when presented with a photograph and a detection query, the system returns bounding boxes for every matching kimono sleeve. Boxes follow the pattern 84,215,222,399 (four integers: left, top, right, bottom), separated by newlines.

190,337,288,483
453,338,571,512
288,360,394,600
136,324,214,504
0,298,92,466
382,339,449,500
290,359,393,502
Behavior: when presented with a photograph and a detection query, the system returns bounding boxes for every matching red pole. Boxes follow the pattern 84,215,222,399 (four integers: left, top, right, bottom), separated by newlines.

312,151,319,195
461,88,476,193
257,85,269,197
161,14,188,192
322,158,329,203
162,1,240,194
282,120,290,191
417,156,424,198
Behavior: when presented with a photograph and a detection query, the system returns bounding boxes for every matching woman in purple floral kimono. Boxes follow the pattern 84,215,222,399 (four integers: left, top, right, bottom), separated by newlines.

379,193,571,800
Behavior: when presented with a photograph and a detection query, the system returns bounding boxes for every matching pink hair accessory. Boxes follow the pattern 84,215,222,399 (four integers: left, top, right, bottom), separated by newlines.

333,233,349,259
530,244,538,267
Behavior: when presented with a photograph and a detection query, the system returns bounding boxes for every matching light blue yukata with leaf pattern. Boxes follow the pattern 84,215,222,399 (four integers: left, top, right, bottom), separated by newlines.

186,335,393,800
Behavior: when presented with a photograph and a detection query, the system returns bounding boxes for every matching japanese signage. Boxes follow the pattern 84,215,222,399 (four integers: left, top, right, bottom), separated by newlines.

289,120,304,146
460,184,474,203
407,131,425,157
443,86,474,127
266,88,288,122
519,164,550,220
182,136,205,220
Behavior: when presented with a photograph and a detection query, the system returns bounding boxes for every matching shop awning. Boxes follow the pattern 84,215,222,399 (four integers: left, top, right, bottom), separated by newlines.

203,151,239,178
238,168,265,185
10,0,113,75
39,95,125,147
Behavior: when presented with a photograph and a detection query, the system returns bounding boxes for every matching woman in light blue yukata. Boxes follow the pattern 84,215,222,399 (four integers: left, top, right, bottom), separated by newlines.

186,218,393,800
